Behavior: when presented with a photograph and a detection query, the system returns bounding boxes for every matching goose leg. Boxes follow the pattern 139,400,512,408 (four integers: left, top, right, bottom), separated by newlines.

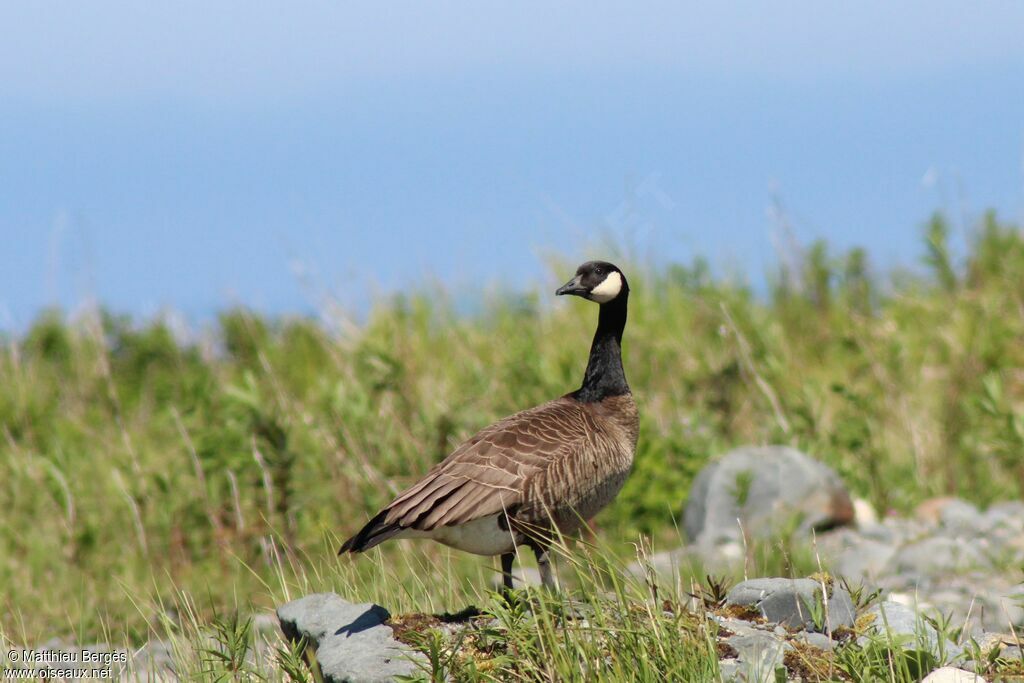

534,545,556,590
500,552,515,594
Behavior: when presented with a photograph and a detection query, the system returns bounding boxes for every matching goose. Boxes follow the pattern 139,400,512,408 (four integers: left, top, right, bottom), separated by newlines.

339,261,639,591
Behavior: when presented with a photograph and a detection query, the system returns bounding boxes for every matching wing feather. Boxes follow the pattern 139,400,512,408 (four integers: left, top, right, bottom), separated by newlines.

340,397,594,552
388,475,465,526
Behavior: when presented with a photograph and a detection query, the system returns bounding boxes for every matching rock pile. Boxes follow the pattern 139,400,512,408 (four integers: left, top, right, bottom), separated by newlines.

819,497,1024,636
273,581,1017,682
269,446,1022,681
677,447,1024,638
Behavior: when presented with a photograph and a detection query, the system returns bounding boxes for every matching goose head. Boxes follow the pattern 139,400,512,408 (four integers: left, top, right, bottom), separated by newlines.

555,261,628,304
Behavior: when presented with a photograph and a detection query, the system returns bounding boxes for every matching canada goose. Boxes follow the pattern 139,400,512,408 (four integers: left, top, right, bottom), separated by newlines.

339,261,639,591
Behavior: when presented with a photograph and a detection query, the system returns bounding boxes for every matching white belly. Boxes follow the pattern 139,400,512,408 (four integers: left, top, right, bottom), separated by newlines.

403,514,517,556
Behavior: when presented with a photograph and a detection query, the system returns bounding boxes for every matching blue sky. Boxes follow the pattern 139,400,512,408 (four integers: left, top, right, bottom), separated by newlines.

2,2,1023,328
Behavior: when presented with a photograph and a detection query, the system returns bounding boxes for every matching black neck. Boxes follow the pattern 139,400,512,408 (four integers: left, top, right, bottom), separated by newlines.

574,292,629,402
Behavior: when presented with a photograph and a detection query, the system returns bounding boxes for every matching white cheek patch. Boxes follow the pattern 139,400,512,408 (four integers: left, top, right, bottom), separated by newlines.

589,271,622,303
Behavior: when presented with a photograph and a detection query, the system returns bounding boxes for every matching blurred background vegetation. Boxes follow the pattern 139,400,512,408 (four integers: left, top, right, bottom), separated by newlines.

1,212,1022,643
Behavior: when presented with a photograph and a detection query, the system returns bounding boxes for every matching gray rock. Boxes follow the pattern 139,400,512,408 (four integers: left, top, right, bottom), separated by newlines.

814,526,861,555
683,446,854,545
938,500,983,535
725,578,855,633
824,587,856,630
986,501,1024,526
988,500,1024,515
859,600,922,640
833,537,897,581
971,631,1009,653
981,584,1024,631
277,593,424,683
797,631,835,651
858,601,963,663
709,614,763,638
718,658,741,682
881,574,1024,636
981,514,1021,538
999,645,1023,660
725,632,789,683
876,570,930,595
873,520,934,550
860,522,900,544
984,523,1024,553
891,536,986,576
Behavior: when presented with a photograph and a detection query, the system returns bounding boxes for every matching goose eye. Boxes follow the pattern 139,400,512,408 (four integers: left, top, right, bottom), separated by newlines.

594,267,604,276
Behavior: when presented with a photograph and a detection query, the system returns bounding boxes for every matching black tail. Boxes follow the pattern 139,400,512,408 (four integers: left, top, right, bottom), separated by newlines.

338,509,404,555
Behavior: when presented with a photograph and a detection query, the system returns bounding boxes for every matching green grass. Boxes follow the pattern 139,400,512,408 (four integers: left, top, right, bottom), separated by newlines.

2,211,1023,680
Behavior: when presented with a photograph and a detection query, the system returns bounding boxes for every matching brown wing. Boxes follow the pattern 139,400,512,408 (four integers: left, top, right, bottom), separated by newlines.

339,396,594,552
